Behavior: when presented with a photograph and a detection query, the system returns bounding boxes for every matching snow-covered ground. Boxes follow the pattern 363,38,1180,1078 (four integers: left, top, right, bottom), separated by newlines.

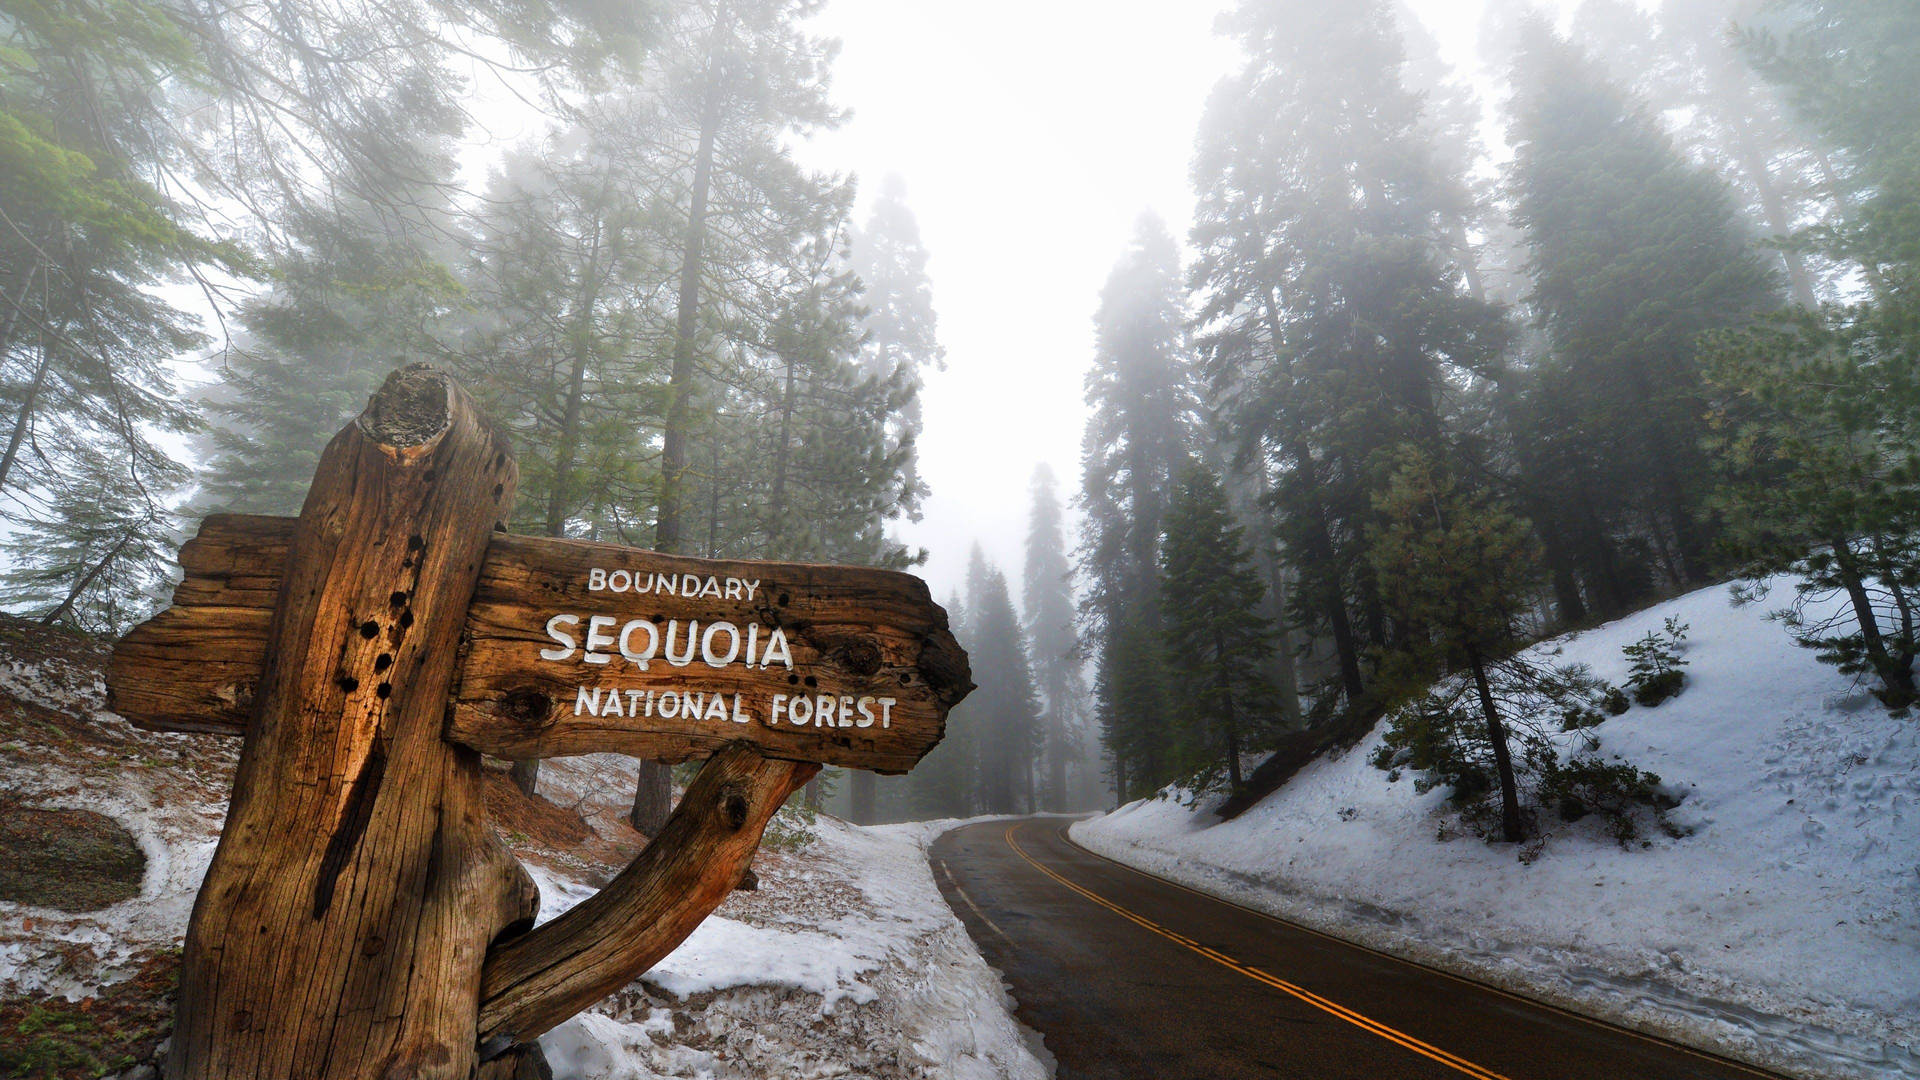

0,621,1049,1079
1074,578,1920,1080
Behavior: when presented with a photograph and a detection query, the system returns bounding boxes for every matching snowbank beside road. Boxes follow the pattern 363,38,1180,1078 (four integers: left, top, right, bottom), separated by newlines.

1074,579,1920,1080
537,815,1051,1080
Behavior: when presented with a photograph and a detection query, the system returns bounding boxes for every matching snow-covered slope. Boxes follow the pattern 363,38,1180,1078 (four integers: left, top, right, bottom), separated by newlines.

1073,578,1920,1080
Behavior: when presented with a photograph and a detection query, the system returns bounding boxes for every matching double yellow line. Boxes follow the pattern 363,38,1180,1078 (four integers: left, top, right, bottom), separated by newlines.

1002,823,1515,1080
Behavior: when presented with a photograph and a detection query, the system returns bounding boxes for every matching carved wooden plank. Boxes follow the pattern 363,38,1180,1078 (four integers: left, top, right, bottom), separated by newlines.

450,534,967,773
476,742,816,1048
165,367,536,1080
112,521,971,773
106,514,288,734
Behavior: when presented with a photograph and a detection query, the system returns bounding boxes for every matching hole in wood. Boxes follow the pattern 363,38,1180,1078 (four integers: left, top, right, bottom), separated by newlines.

407,535,425,552
359,620,379,639
376,683,392,699
399,610,414,629
336,675,359,693
374,654,393,673
389,591,408,607
778,593,791,606
501,688,550,725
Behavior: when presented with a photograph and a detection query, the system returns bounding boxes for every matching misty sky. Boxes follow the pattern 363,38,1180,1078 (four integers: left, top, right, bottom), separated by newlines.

805,0,1582,602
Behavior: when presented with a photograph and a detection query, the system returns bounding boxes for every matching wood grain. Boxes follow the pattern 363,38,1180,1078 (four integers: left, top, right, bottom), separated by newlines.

164,366,535,1080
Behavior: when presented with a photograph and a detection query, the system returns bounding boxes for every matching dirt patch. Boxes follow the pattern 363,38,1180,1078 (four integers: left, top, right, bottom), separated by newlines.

0,615,110,672
0,948,176,1079
0,807,145,912
483,771,593,848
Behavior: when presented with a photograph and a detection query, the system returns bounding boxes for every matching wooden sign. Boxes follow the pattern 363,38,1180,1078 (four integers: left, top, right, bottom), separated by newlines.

111,517,968,774
109,365,969,1080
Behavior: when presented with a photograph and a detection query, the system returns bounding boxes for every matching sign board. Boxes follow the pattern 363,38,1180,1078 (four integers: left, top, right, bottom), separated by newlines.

111,517,969,773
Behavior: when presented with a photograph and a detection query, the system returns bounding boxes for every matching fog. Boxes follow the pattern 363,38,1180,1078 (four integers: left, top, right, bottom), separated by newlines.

807,0,1570,600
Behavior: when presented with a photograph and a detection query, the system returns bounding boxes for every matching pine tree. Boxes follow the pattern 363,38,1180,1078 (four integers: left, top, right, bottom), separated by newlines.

1078,214,1191,800
0,2,244,630
1702,291,1920,711
962,549,1043,814
630,0,852,831
1189,0,1506,716
1157,465,1280,790
1703,0,1920,712
1023,464,1087,810
1504,20,1780,598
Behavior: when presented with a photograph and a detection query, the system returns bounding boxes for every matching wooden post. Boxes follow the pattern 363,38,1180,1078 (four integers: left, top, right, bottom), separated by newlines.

166,366,533,1080
110,365,970,1079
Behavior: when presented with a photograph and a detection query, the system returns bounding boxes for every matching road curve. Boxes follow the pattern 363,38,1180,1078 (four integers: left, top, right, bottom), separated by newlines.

928,817,1790,1080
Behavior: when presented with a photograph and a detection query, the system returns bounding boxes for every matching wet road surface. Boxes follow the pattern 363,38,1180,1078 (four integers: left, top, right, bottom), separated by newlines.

928,817,1789,1080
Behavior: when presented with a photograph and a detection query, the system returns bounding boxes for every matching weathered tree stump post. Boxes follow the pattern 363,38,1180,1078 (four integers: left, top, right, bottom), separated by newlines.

112,364,967,1080
166,366,530,1078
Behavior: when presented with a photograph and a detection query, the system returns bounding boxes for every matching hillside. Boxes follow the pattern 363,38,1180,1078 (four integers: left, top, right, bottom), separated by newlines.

0,616,1045,1080
1073,579,1920,1080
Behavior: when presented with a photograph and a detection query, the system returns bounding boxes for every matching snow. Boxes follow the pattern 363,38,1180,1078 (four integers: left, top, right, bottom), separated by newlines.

1074,577,1920,1080
0,652,236,999
535,814,1052,1080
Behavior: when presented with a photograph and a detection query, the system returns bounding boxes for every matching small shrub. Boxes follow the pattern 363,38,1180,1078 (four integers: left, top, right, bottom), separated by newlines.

1602,687,1631,715
1538,756,1677,847
760,803,818,853
1623,617,1689,707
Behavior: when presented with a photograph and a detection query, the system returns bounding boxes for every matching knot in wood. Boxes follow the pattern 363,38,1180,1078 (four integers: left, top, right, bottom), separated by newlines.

499,688,550,727
720,784,751,830
835,638,883,677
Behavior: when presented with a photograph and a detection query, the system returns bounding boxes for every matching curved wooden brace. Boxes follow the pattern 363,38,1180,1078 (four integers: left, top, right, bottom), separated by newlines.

475,741,818,1050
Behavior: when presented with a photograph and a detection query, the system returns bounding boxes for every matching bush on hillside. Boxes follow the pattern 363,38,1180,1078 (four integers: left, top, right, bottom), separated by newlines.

1623,618,1689,707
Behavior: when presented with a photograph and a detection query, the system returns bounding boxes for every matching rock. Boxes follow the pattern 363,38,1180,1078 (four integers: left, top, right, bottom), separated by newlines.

0,805,144,910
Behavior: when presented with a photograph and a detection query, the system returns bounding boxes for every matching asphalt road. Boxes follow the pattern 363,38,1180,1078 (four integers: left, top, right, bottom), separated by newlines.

928,817,1789,1080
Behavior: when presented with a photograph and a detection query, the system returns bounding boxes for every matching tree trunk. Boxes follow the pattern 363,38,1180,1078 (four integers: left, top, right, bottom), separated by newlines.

629,757,675,837
0,345,52,499
638,26,727,832
41,523,138,628
519,248,603,799
1216,631,1242,789
1045,712,1067,812
165,366,536,1080
1465,641,1525,844
1831,534,1915,705
1262,291,1364,705
849,769,875,824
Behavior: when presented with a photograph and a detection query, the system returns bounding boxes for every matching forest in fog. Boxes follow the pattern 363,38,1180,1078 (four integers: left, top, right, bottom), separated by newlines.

2,0,1918,837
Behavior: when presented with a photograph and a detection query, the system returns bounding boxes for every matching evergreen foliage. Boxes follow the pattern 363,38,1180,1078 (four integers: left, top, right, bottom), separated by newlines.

1367,448,1640,843
1078,215,1191,801
1023,464,1086,811
1157,464,1280,791
1622,618,1690,708
1189,0,1506,721
1504,20,1781,608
